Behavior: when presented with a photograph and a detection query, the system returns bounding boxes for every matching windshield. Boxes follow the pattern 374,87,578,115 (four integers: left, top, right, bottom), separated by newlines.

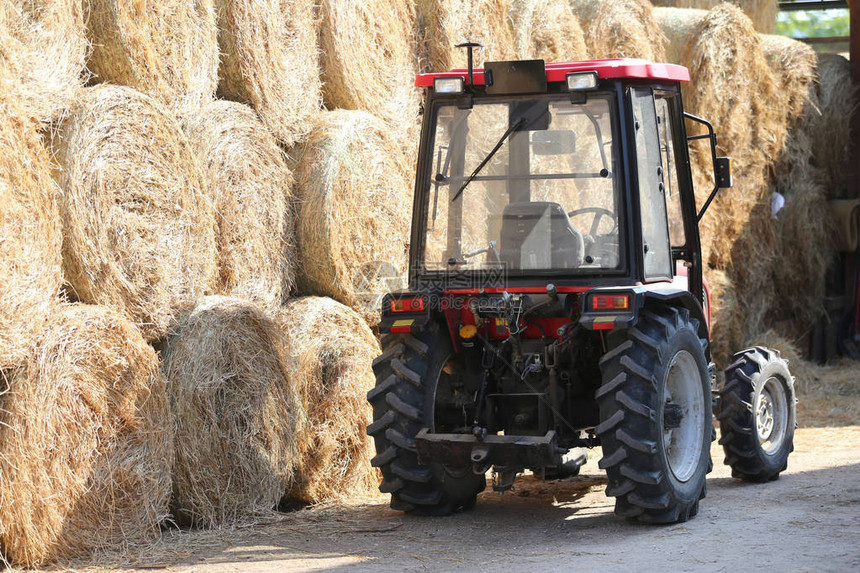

421,94,621,275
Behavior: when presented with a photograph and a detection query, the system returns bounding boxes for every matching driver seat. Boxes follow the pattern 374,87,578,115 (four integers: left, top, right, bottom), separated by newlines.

499,202,584,270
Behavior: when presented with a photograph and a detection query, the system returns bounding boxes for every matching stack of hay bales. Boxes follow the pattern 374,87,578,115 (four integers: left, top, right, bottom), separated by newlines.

0,93,63,370
84,0,219,120
651,0,778,34
0,304,172,567
163,296,299,527
760,35,833,333
511,0,589,62
318,0,419,127
51,84,217,343
291,109,413,326
654,4,787,359
570,0,667,61
280,297,380,505
215,0,321,146
811,54,856,198
0,0,88,123
186,100,295,313
417,0,518,71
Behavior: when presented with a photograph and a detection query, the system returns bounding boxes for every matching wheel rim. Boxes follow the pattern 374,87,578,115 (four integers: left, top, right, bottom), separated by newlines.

756,376,789,455
662,350,705,483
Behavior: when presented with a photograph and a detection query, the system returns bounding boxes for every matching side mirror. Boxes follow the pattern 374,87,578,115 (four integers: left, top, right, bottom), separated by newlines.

715,156,732,188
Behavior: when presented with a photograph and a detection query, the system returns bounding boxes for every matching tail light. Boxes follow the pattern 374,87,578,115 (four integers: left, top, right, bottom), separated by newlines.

390,297,426,313
591,294,630,311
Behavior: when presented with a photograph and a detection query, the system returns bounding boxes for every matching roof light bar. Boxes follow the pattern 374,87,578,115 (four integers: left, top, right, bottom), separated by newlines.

434,77,465,94
566,71,598,91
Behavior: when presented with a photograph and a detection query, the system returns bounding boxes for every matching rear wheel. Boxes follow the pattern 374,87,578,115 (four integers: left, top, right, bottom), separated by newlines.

597,306,713,523
717,347,796,482
367,327,486,515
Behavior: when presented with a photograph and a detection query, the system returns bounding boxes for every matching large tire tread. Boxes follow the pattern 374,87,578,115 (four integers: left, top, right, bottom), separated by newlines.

597,306,713,524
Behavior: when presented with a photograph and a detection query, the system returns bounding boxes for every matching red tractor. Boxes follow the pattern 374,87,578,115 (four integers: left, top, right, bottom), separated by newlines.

368,47,797,523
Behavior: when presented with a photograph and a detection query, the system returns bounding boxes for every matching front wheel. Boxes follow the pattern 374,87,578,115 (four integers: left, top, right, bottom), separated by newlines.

717,347,796,482
597,306,713,523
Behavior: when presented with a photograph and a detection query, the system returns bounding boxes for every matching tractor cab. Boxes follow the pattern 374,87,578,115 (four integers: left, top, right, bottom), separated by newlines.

368,53,795,524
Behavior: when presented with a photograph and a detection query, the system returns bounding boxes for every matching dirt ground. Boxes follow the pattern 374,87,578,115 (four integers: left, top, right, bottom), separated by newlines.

54,414,860,573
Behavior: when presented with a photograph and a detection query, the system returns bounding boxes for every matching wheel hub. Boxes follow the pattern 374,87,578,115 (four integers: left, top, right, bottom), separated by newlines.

756,390,775,442
662,350,705,483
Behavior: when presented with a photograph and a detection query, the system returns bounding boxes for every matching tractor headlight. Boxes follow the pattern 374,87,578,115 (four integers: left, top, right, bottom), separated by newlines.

434,77,465,94
566,71,598,91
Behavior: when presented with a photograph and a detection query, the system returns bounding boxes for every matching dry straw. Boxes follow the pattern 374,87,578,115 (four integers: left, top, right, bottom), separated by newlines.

0,0,88,123
0,92,63,370
416,0,517,72
319,0,419,127
52,84,217,343
279,297,380,505
570,0,667,61
187,100,296,313
511,0,589,62
0,304,172,568
654,5,782,271
705,269,744,367
85,0,218,119
292,109,412,326
760,35,832,330
810,54,856,198
163,296,299,528
215,0,321,146
651,1,778,34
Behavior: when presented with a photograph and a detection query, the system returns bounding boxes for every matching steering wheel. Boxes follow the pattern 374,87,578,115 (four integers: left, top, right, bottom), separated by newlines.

568,207,617,236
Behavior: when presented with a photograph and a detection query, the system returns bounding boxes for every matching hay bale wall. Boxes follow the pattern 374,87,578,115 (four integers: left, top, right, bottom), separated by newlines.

511,0,589,62
0,94,63,370
215,0,321,146
84,0,218,120
319,0,418,127
187,100,295,312
0,304,172,568
417,0,517,72
654,5,784,271
810,54,856,198
292,109,412,326
0,0,88,123
52,85,217,343
164,296,299,528
279,297,380,505
570,0,667,61
760,35,833,329
651,1,778,34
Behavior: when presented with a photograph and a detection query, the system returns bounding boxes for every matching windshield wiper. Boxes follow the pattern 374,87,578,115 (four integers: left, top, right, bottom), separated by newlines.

451,117,526,203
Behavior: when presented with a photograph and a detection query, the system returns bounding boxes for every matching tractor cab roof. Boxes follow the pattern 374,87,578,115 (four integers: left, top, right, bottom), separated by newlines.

415,58,690,88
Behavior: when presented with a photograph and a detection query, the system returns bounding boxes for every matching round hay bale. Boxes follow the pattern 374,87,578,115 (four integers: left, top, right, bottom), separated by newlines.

84,0,218,120
0,93,63,371
511,0,589,62
416,0,517,72
0,303,172,568
0,0,88,123
215,0,321,146
651,1,778,34
810,54,856,197
163,296,299,528
570,0,666,61
292,109,412,326
52,84,217,343
759,35,831,330
279,296,380,505
654,4,783,270
318,0,419,127
186,100,296,312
